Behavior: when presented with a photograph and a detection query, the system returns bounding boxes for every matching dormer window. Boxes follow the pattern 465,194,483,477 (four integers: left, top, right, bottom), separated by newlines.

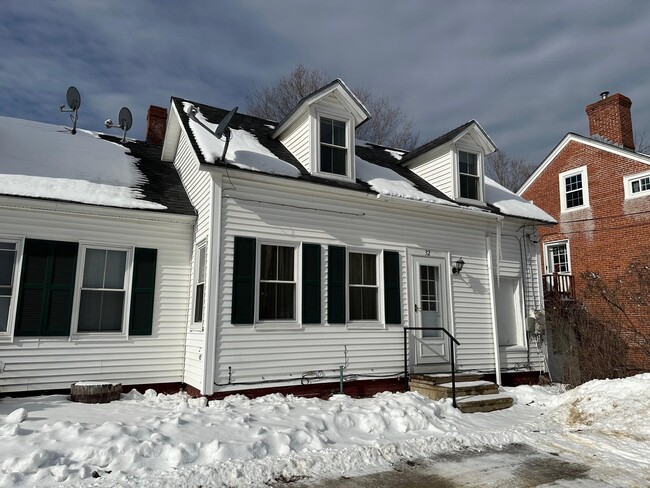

320,117,347,176
459,151,480,200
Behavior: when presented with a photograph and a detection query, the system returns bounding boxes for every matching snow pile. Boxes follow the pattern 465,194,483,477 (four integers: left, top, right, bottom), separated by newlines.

0,116,165,210
183,103,301,177
485,176,555,222
2,376,650,486
545,373,650,438
356,156,455,205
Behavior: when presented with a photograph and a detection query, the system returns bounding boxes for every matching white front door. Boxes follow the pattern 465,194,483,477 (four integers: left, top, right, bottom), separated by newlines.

412,255,451,364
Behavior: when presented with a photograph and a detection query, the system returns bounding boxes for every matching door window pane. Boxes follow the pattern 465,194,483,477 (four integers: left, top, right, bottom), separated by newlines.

420,265,442,337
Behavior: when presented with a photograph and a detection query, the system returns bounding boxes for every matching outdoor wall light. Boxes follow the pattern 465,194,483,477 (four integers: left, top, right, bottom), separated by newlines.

452,257,465,274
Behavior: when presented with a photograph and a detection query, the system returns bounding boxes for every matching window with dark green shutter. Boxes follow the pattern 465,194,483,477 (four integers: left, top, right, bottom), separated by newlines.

16,239,78,336
328,245,346,324
129,248,157,335
232,237,256,324
302,244,321,324
383,251,401,324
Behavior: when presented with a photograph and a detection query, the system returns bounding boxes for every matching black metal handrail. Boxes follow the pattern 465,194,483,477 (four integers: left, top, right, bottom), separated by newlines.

402,327,461,408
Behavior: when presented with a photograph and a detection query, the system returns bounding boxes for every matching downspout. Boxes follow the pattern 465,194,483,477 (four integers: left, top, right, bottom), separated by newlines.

486,234,502,386
202,173,223,395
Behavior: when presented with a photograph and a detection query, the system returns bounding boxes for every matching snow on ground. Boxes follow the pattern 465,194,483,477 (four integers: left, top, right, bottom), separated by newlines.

1,375,649,487
0,116,165,210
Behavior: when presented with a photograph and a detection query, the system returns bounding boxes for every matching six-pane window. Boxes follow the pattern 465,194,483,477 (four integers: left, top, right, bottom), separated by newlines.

78,248,127,332
349,252,378,321
259,245,295,320
548,243,569,273
320,117,347,176
0,242,17,333
631,176,650,194
458,151,480,200
564,174,584,208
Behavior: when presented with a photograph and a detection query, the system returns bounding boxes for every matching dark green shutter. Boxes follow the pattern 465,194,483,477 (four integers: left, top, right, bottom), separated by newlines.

328,245,346,324
302,244,321,324
129,248,157,336
16,239,78,336
384,251,402,324
232,237,256,324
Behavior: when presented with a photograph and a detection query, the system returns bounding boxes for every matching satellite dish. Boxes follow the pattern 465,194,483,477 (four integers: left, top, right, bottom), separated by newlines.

104,106,133,142
66,86,81,111
60,85,81,134
118,107,133,131
215,106,238,138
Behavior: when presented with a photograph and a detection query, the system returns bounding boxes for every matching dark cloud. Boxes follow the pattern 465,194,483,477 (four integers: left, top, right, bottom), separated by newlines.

2,0,650,163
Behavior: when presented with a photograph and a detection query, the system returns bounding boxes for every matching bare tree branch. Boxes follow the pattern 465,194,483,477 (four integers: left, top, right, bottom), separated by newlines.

246,65,419,150
485,150,535,192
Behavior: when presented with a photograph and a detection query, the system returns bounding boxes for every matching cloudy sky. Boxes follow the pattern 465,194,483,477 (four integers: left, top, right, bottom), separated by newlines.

3,1,650,163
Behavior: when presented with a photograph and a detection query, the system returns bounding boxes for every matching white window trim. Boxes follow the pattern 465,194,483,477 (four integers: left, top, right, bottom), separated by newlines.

70,243,134,339
624,170,650,200
254,240,301,331
453,147,485,204
543,240,571,274
0,236,24,342
311,106,355,182
559,166,589,212
191,240,207,332
346,248,384,330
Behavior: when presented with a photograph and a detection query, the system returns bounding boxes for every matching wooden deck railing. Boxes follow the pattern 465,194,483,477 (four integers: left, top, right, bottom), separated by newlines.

542,273,575,300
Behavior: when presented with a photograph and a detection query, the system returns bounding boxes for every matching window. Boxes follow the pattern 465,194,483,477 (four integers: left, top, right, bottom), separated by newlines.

77,248,129,332
0,241,18,333
319,117,347,176
348,252,378,321
193,244,206,323
545,241,570,274
624,171,650,199
559,167,589,211
458,151,481,200
259,244,296,321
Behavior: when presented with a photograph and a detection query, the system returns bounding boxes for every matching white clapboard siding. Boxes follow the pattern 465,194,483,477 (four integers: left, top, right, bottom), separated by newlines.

489,222,546,372
0,203,193,393
407,150,454,199
213,174,503,391
172,129,213,391
279,111,310,172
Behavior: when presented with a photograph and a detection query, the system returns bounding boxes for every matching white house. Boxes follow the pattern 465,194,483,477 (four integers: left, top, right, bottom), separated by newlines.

161,79,555,397
0,80,554,397
0,112,196,394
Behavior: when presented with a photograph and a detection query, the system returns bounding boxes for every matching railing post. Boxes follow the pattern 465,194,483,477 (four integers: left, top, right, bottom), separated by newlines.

450,335,457,408
403,328,409,391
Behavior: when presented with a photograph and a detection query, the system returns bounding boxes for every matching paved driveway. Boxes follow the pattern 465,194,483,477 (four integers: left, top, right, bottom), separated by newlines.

282,443,599,487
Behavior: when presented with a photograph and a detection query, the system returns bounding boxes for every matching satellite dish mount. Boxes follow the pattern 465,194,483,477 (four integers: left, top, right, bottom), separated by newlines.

187,105,238,162
105,107,133,142
60,86,81,134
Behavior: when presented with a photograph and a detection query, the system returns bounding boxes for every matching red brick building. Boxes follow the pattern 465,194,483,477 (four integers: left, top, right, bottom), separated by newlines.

519,92,650,372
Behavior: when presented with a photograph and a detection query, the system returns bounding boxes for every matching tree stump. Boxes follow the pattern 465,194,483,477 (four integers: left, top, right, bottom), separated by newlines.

70,382,122,403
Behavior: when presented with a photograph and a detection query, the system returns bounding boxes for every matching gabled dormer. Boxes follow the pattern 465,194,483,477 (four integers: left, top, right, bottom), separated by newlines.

272,79,370,182
398,120,497,204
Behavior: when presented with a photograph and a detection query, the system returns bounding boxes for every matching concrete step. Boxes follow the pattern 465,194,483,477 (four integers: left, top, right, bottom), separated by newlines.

409,380,498,401
456,393,514,413
409,372,485,386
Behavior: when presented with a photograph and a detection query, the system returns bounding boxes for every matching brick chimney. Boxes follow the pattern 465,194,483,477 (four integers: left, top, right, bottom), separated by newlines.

146,105,168,145
585,92,634,150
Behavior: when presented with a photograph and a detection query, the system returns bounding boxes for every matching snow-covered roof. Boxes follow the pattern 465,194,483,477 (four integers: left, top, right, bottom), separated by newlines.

485,176,556,223
175,97,552,223
0,116,194,215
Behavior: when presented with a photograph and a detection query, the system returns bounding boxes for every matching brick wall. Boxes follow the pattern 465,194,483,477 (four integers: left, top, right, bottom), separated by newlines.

523,139,650,371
